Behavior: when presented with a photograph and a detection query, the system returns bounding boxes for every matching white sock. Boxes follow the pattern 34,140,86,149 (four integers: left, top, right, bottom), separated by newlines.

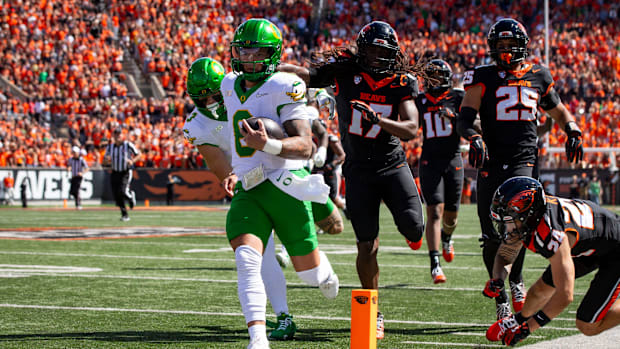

261,233,289,316
235,245,266,324
248,323,267,341
296,250,334,286
280,244,288,255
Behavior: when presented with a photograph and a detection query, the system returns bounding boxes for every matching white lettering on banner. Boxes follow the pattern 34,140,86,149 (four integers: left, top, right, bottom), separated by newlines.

3,170,94,200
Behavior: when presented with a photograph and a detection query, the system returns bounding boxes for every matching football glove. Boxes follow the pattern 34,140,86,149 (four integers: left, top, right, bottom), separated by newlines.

486,313,522,342
483,278,505,299
564,122,583,163
315,90,337,120
502,322,530,346
351,100,381,124
438,106,456,120
468,134,488,168
314,146,327,168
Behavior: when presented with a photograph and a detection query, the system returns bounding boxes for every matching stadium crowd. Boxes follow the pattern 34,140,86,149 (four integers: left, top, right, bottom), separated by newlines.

0,0,618,172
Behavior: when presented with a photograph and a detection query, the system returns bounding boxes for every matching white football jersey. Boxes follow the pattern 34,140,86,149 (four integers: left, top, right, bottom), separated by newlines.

221,72,311,178
182,107,232,161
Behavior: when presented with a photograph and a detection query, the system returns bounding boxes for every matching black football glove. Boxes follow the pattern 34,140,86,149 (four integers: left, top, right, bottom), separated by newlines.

565,122,583,163
438,106,456,120
502,322,530,346
351,100,381,124
483,278,505,298
468,134,488,168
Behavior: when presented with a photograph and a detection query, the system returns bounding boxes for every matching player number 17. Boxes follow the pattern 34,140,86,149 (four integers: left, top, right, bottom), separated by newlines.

348,103,392,138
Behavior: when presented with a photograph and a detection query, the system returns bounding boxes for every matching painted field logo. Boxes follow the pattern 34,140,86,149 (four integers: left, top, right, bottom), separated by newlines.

354,296,368,304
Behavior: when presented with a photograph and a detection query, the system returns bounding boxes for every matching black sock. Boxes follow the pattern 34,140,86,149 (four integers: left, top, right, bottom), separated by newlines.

429,250,440,269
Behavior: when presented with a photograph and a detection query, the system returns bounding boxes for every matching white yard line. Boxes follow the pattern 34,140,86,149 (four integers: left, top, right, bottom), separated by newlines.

0,303,576,332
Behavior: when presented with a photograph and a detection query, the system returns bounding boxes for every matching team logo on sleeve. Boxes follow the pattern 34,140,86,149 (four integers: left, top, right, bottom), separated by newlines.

354,75,362,84
286,81,305,101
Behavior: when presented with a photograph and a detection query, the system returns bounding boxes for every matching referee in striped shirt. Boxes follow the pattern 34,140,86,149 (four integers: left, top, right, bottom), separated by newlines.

104,128,139,221
68,146,88,209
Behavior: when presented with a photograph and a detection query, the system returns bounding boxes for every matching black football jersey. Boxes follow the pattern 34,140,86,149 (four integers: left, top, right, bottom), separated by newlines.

525,196,620,259
311,63,417,174
463,63,558,165
416,88,464,160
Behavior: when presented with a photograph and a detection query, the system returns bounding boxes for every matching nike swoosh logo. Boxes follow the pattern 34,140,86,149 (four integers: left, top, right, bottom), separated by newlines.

532,69,541,73
455,167,462,170
445,96,453,100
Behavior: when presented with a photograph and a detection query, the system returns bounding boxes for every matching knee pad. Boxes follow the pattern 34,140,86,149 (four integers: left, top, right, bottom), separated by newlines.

235,245,266,324
296,251,333,287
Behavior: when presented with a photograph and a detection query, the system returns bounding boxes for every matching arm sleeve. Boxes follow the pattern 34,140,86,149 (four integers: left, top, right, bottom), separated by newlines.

456,106,479,140
539,68,560,111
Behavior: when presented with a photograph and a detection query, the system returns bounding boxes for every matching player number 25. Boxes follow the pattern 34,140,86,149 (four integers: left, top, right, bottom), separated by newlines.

496,86,539,121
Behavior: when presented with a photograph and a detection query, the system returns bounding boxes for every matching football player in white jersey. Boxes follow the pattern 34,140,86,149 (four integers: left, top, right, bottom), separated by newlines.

183,57,299,341
221,19,340,349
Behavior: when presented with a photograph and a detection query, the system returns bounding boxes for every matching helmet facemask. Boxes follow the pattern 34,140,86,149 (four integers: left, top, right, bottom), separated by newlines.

230,18,282,82
424,60,453,95
186,57,227,119
487,19,529,70
231,46,277,82
357,44,399,75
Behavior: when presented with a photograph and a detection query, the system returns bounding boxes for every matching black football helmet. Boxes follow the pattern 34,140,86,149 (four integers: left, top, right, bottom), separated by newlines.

424,59,453,94
356,21,401,75
487,18,529,69
490,176,547,242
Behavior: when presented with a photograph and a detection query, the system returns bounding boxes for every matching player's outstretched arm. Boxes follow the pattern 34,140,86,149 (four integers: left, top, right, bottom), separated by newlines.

277,63,311,84
197,144,233,182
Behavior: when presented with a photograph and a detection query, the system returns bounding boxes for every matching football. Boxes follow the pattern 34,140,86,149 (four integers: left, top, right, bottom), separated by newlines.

245,117,286,139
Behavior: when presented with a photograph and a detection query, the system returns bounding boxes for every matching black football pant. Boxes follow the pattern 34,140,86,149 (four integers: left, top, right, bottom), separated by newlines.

111,170,133,217
477,164,534,300
346,163,425,243
70,176,83,207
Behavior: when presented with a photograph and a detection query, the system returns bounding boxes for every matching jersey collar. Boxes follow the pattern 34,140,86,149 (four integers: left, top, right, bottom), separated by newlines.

360,72,397,91
233,75,270,104
425,90,450,104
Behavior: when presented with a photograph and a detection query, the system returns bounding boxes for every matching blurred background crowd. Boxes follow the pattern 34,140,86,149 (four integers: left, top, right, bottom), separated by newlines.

0,0,618,173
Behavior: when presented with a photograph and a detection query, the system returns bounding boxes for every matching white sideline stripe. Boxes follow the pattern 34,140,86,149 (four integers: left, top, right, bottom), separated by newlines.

0,251,548,271
402,341,505,347
0,264,102,273
0,303,576,332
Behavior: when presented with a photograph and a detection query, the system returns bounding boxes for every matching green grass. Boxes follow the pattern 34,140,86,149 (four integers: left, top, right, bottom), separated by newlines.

0,204,617,348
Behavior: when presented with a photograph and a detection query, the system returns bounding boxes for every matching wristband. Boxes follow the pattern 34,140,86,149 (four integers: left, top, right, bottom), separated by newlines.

533,310,551,327
262,138,283,155
564,121,581,136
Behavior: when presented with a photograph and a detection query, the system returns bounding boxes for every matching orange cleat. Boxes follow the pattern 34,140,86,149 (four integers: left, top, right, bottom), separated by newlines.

376,312,385,339
431,266,446,284
442,240,454,262
510,281,527,313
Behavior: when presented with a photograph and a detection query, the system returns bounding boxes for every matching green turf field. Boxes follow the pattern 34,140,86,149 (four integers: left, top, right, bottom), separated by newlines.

0,204,618,348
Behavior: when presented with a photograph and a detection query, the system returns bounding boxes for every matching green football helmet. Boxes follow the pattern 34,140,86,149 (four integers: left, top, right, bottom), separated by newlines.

186,57,227,120
231,18,282,82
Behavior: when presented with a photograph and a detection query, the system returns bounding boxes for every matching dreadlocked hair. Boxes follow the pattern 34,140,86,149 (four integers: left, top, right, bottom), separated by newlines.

310,45,435,86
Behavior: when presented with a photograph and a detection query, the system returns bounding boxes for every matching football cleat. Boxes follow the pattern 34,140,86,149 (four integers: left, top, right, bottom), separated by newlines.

510,281,527,312
121,216,130,222
486,314,521,342
431,266,446,284
406,237,423,250
268,313,296,340
247,336,270,349
275,249,290,269
496,302,512,320
441,240,454,262
319,273,339,299
376,312,385,339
